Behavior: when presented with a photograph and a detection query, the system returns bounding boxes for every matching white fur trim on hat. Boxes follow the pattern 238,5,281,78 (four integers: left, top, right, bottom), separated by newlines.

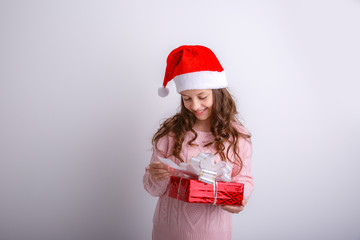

173,71,227,93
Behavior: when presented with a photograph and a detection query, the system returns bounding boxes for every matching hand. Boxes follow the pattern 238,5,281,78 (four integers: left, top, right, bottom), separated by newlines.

148,161,174,182
221,199,247,214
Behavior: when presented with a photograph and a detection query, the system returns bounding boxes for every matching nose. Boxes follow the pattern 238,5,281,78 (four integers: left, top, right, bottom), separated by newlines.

190,99,201,111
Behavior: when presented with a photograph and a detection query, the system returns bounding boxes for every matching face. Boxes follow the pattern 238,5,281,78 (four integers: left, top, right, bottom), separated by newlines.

180,89,214,122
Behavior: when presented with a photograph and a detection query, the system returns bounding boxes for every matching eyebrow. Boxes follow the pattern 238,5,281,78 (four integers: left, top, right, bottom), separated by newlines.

181,92,206,97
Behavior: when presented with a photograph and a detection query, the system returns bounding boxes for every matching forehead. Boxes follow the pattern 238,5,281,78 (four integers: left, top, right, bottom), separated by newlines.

180,89,212,96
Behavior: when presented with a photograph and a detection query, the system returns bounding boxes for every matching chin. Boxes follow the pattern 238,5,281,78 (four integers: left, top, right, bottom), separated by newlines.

196,115,210,121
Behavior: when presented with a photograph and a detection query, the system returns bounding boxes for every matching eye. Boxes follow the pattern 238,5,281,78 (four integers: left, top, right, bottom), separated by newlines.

183,98,191,101
199,96,207,100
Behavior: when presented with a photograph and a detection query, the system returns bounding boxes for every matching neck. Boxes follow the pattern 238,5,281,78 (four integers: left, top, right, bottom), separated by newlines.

193,119,211,132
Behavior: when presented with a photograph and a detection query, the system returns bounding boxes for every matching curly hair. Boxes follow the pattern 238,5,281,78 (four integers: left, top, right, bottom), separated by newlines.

152,88,251,175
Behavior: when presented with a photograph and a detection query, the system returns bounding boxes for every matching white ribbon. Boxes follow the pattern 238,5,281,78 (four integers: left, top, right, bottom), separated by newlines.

213,181,218,205
177,178,182,201
157,153,232,185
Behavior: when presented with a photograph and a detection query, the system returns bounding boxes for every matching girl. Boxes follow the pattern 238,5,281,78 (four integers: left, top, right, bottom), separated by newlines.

143,45,254,240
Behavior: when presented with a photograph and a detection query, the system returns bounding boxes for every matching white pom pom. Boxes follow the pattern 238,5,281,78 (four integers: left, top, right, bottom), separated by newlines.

158,87,169,97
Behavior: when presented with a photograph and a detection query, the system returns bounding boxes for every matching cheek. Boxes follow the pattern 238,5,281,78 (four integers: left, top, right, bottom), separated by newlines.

183,102,191,110
205,99,214,108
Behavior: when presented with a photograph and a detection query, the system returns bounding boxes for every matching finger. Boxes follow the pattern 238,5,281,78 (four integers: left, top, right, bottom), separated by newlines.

157,172,172,178
221,205,232,212
221,205,244,214
153,172,172,181
151,168,171,174
149,163,167,170
150,162,171,170
220,206,227,212
241,199,247,207
150,171,166,180
237,206,244,213
149,166,174,172
222,206,235,214
151,170,172,178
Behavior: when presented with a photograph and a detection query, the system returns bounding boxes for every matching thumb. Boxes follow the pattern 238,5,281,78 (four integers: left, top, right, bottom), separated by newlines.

241,198,247,207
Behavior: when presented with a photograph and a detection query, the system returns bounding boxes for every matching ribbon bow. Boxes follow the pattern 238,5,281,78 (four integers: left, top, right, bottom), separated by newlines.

157,153,232,185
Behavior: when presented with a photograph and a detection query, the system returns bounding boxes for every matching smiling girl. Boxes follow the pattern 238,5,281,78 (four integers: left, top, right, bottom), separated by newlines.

143,45,254,240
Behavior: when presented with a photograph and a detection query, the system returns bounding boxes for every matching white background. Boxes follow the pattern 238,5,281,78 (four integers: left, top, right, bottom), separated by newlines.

1,0,360,239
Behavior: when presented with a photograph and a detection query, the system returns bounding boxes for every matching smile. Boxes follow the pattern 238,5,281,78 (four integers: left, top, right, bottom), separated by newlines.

194,108,207,116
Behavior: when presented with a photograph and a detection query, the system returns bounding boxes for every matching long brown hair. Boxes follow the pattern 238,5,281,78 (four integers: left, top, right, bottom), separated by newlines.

152,88,251,175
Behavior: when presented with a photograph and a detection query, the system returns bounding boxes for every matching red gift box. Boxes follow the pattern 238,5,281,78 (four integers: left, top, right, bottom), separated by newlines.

168,176,244,205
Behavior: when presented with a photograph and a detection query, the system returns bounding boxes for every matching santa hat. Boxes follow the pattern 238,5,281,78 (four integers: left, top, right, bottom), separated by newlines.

158,45,228,97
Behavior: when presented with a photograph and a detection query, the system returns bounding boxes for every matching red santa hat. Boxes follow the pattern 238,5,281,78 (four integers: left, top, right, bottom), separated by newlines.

158,45,228,97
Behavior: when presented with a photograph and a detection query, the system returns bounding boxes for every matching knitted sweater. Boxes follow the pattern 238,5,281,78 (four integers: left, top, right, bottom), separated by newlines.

143,125,254,240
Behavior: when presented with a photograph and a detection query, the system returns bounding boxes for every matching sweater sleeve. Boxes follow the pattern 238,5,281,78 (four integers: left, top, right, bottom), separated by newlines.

231,127,254,201
143,135,173,197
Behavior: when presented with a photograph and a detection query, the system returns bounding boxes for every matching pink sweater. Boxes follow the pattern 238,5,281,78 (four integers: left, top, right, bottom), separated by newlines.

143,125,254,240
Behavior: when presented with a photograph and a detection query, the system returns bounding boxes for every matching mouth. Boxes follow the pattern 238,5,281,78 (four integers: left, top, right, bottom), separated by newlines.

194,108,207,116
